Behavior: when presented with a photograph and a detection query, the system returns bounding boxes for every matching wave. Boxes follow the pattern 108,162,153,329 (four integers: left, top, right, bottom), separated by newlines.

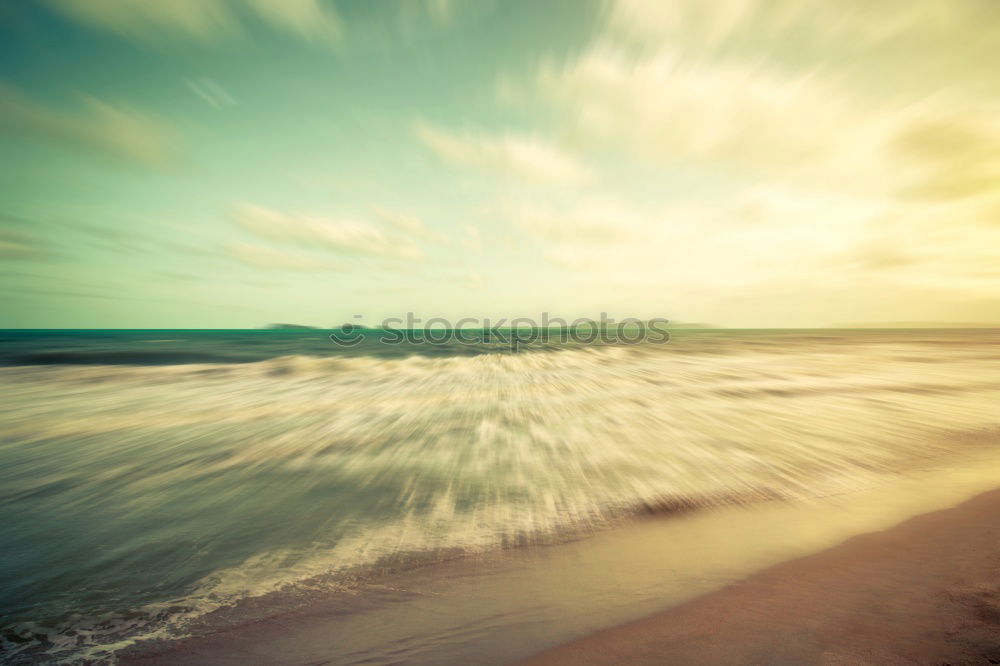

0,481,841,665
2,331,1000,663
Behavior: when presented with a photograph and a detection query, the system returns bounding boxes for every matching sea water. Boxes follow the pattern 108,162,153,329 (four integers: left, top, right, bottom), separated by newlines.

1,329,999,663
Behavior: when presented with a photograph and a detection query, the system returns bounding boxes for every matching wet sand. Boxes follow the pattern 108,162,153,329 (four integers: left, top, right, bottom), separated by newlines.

118,455,1000,666
524,488,1000,666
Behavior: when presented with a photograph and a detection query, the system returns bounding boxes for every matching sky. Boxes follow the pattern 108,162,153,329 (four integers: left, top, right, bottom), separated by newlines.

0,0,998,328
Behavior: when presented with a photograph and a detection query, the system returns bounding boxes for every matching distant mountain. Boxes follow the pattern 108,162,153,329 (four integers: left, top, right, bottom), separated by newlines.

262,323,321,330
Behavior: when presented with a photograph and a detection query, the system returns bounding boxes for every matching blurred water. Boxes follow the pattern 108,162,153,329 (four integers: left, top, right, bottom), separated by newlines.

1,329,999,663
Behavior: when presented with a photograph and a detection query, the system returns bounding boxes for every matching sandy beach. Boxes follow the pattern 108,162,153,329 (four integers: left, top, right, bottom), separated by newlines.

524,488,1000,666
115,453,1000,666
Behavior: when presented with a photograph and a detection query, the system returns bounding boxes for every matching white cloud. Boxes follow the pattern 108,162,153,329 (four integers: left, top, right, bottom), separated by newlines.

244,0,342,44
530,44,888,189
372,206,452,246
414,121,590,183
483,0,1000,325
372,207,425,235
504,0,998,201
608,0,1000,59
227,242,326,270
0,82,178,167
608,0,757,50
232,204,423,261
506,197,642,245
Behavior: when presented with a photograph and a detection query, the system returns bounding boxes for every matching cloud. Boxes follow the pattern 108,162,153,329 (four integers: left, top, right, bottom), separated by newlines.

496,195,666,271
243,0,343,44
372,206,452,246
891,113,1000,205
46,0,238,43
502,0,998,199
528,44,882,186
607,0,757,50
414,121,590,183
834,234,918,272
226,242,326,270
0,82,178,167
607,0,1000,64
232,204,423,260
46,0,343,46
184,77,237,108
0,225,47,261
510,201,639,244
486,0,1000,316
495,183,893,307
371,207,425,235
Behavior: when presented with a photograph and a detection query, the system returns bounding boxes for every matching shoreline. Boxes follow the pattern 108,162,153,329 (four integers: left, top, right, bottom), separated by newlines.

118,451,1000,666
523,487,1000,666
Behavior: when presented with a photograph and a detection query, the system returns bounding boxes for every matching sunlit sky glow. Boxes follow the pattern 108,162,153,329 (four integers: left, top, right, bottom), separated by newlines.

1,0,998,328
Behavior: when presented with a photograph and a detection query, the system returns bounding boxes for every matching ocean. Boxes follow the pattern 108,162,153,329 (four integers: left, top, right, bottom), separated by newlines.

1,329,999,663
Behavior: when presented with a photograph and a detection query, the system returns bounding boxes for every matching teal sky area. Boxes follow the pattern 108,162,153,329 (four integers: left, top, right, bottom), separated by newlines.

1,1,998,327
